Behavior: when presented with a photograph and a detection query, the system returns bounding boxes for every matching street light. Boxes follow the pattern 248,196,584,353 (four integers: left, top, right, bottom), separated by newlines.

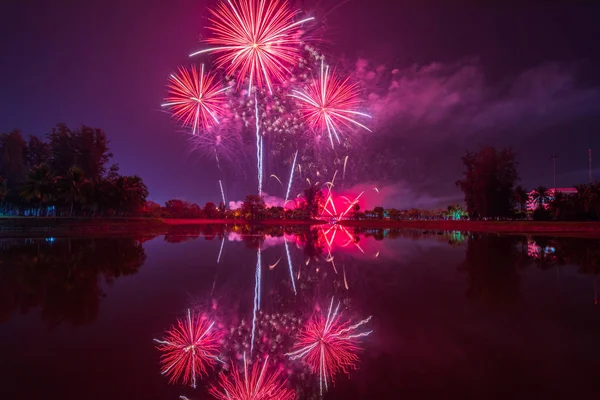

551,154,558,193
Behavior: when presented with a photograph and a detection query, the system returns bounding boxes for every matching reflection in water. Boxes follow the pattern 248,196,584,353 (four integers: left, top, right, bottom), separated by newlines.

286,298,372,395
2,226,600,399
154,309,223,388
208,354,295,400
0,236,147,326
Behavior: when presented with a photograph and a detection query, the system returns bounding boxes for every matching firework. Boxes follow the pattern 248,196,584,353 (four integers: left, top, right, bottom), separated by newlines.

154,309,223,388
284,238,297,295
284,150,298,204
191,0,314,94
219,180,227,205
290,59,371,148
209,354,295,400
285,298,372,394
251,248,262,354
161,64,229,135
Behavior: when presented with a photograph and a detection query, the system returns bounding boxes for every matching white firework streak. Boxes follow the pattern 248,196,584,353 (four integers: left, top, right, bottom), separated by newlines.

255,95,263,196
217,236,225,264
251,248,261,354
285,150,298,204
219,179,226,206
285,298,372,394
284,239,297,295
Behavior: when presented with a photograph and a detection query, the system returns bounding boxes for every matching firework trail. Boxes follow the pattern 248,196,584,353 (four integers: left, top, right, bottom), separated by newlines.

290,59,371,148
286,298,372,394
270,174,284,187
219,180,226,205
161,64,228,135
154,309,223,388
217,236,225,264
251,248,261,354
255,95,264,196
284,239,297,295
342,155,349,181
285,150,298,204
191,0,314,94
209,354,295,400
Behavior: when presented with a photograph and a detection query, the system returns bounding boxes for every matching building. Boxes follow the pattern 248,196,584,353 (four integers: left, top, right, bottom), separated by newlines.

527,188,577,210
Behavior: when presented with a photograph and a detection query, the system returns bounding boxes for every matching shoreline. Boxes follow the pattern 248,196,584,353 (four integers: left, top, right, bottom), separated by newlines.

2,217,600,237
339,219,600,234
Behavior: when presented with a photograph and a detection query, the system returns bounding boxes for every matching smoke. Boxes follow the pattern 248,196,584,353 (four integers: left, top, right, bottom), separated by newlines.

337,181,460,210
228,192,288,210
357,58,600,140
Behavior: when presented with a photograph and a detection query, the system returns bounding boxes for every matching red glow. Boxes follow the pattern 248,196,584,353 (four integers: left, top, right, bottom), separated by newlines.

209,355,295,400
286,299,371,394
154,310,223,388
162,64,227,135
195,0,312,93
291,60,370,148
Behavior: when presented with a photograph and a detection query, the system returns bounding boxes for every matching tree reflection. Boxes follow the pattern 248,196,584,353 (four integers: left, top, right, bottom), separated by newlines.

459,234,529,307
0,237,148,326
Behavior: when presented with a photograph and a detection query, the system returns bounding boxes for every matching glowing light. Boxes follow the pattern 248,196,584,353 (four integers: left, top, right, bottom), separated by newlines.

284,239,297,295
191,0,314,94
342,155,349,181
161,64,228,135
219,180,226,206
255,95,263,196
290,59,371,148
209,353,295,400
251,248,261,354
217,236,225,264
286,298,372,394
154,309,223,388
284,150,298,204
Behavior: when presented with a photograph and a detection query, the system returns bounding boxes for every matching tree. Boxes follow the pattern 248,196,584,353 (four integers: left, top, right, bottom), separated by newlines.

112,175,148,215
48,124,76,177
0,130,28,201
204,202,218,218
59,167,89,216
513,185,529,212
456,146,520,218
373,206,385,219
164,199,191,218
75,126,112,180
530,186,550,209
20,164,56,215
303,184,324,219
241,195,266,220
26,136,51,167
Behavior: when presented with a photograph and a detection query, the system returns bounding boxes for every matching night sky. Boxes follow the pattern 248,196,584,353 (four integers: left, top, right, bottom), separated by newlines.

2,0,600,208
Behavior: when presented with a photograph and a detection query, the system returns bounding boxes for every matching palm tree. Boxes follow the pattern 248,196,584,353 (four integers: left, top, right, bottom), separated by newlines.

59,166,89,216
113,175,149,215
20,164,56,216
513,185,529,212
531,186,550,209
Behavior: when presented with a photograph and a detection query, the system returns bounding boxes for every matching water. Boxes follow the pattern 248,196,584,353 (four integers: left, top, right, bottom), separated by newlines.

1,225,599,399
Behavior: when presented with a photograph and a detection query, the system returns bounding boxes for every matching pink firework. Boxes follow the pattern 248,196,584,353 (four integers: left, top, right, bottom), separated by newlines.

209,354,296,400
161,64,228,135
285,298,372,395
154,309,223,388
290,59,371,148
190,0,313,93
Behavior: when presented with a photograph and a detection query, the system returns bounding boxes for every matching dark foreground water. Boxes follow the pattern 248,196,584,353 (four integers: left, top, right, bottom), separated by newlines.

1,225,599,399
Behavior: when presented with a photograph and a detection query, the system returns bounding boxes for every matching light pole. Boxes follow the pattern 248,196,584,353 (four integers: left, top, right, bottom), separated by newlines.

551,154,558,193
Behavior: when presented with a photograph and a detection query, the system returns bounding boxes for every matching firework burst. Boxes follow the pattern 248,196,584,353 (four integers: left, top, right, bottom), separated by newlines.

209,354,296,400
154,309,223,388
162,64,229,135
191,0,314,94
290,59,371,149
285,298,372,394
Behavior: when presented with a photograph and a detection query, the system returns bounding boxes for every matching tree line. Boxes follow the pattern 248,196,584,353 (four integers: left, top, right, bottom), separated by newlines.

456,146,600,221
0,125,148,216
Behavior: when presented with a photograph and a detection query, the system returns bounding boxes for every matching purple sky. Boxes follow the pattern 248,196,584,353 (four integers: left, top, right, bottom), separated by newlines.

1,0,600,207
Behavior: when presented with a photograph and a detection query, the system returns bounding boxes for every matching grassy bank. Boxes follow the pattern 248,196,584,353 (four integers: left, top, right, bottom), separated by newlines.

339,219,600,234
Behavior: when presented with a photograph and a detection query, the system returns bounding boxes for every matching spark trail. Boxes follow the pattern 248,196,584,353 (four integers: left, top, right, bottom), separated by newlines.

286,298,372,394
190,0,314,94
285,150,298,204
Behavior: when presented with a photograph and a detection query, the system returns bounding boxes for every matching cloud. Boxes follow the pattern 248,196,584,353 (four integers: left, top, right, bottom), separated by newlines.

357,59,600,139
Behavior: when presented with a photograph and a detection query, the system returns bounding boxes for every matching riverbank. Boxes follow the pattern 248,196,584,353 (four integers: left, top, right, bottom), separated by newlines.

0,216,325,238
338,219,600,234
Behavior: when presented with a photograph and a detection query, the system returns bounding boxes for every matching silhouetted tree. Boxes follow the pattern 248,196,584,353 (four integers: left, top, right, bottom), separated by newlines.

456,146,519,218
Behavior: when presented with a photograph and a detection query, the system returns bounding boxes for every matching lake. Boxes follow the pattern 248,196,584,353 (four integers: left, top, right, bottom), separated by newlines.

1,225,599,399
